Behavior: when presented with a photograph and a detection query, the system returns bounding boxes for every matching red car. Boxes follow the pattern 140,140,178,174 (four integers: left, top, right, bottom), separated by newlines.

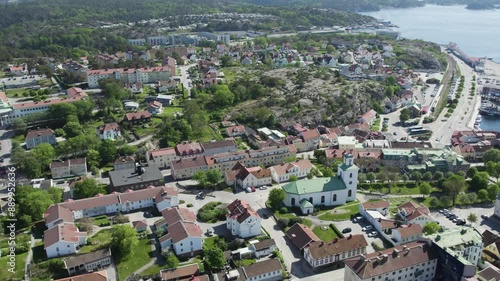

251,187,256,192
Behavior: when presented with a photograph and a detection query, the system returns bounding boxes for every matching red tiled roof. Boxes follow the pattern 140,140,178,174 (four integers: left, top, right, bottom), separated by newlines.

44,222,87,248
161,264,199,280
44,204,74,225
150,147,176,157
362,200,390,210
97,122,120,133
132,220,148,229
301,129,320,140
270,159,313,176
171,156,208,170
227,199,260,224
175,142,203,155
125,110,151,121
67,87,88,98
87,66,171,75
159,221,203,244
0,91,7,103
54,270,107,281
395,224,423,238
306,234,368,260
13,97,83,110
286,223,320,250
26,128,55,140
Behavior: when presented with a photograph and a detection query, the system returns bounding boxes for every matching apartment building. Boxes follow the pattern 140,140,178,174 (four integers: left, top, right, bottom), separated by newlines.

96,123,121,140
226,199,262,238
86,67,171,88
147,147,180,169
344,241,438,281
304,234,368,268
25,128,56,149
50,158,87,179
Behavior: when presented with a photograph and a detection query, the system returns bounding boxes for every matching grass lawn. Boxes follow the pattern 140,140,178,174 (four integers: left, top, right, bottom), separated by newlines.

117,238,152,281
203,236,219,249
93,216,110,226
79,229,113,253
370,118,381,131
312,226,339,242
274,211,313,228
5,88,31,97
140,263,164,276
36,79,53,87
158,106,183,117
234,259,256,267
0,252,28,281
386,197,416,206
318,203,360,221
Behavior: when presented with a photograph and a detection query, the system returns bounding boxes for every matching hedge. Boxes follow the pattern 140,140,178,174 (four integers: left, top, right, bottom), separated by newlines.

329,223,344,238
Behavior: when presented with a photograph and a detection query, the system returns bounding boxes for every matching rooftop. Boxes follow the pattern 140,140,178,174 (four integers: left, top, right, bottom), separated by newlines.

109,166,163,188
306,234,368,260
285,223,320,250
26,128,55,140
63,248,112,269
53,270,107,281
282,177,347,195
242,259,282,279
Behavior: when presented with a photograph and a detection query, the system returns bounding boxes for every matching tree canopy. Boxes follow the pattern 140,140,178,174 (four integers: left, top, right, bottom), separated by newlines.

74,178,107,199
268,188,286,210
110,225,139,260
443,175,467,206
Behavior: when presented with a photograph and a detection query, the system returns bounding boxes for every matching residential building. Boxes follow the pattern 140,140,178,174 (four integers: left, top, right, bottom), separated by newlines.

427,227,484,280
285,223,320,251
304,234,368,268
249,239,277,259
357,109,377,125
147,36,167,46
225,163,272,189
25,128,56,149
160,264,207,281
154,207,196,232
202,68,218,86
87,67,171,88
201,139,238,156
269,159,314,183
113,156,135,171
282,154,358,214
391,224,423,245
226,199,262,238
175,141,204,158
108,165,163,192
44,185,179,228
132,220,148,232
242,259,282,281
44,222,87,258
147,147,179,169
482,229,500,264
7,64,28,76
50,158,87,179
171,156,209,180
63,61,88,79
124,110,151,125
2,96,84,125
337,136,357,150
159,221,203,257
359,200,390,216
396,201,432,227
477,265,500,281
63,248,112,276
54,270,108,281
225,125,246,137
128,39,146,46
156,94,174,105
96,123,121,141
300,129,321,151
67,87,88,99
125,82,143,94
147,101,163,115
343,241,437,281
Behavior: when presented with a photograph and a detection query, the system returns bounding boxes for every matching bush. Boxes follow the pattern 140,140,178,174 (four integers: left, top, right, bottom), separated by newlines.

329,223,344,238
198,202,227,222
114,214,129,224
279,207,288,214
187,203,193,207
288,217,303,227
277,218,289,229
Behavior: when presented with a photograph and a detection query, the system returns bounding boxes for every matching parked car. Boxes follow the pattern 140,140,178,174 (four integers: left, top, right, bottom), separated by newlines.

259,186,267,190
246,187,252,193
353,216,363,223
342,228,352,234
456,219,466,225
251,187,256,192
362,225,373,231
368,231,378,237
481,214,489,220
452,217,461,223
439,209,449,214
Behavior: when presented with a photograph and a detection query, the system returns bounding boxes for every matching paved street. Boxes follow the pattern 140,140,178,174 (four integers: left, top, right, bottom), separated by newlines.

178,63,197,95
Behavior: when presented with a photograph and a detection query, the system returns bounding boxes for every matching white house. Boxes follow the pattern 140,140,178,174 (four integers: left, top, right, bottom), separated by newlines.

304,234,368,268
225,162,272,189
226,199,262,238
249,239,277,259
44,223,87,258
147,147,179,169
282,154,359,214
300,129,321,151
50,158,87,179
159,221,203,257
269,159,313,183
147,101,163,115
344,241,438,281
391,223,423,245
396,201,432,227
96,123,121,141
359,200,390,217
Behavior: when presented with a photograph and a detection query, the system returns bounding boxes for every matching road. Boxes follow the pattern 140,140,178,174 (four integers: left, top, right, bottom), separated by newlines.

425,54,479,148
178,64,197,96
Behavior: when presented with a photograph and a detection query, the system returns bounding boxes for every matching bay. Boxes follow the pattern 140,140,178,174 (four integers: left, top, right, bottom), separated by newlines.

361,5,500,63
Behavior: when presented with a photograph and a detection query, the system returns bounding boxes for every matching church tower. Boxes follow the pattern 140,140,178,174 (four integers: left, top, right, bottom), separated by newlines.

337,154,359,201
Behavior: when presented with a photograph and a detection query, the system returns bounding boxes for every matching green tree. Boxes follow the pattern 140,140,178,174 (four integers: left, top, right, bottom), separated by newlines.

289,175,298,182
478,189,489,201
325,44,335,53
193,171,209,188
419,182,432,197
213,85,235,107
110,225,139,260
32,143,56,167
466,167,478,179
467,213,477,224
483,148,500,163
377,172,387,184
487,184,500,201
470,172,489,190
423,222,440,235
12,118,27,134
268,188,286,210
367,172,376,186
429,196,440,207
220,55,232,67
17,185,55,222
47,103,77,125
401,174,409,184
444,175,467,205
63,121,83,138
411,171,422,184
204,247,226,270
164,251,179,269
433,171,444,181
440,195,452,207
486,161,500,182
87,149,100,169
399,108,410,123
47,187,62,203
422,171,433,181
98,140,117,165
206,169,222,187
74,179,106,199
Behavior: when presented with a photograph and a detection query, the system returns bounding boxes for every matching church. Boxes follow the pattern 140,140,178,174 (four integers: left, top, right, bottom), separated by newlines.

281,154,359,214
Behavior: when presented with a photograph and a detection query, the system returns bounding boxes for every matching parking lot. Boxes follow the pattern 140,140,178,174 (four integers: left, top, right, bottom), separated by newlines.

329,217,386,254
431,205,499,234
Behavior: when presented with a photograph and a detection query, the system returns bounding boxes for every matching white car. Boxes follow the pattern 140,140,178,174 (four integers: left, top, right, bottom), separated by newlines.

368,231,378,237
362,225,373,231
258,186,267,190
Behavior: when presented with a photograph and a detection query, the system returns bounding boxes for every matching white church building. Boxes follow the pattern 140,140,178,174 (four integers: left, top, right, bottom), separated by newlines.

282,154,359,214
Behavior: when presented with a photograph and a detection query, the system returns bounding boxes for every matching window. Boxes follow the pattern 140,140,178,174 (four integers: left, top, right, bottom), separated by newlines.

348,190,352,197
350,173,352,178
309,197,313,204
321,196,325,204
333,194,337,202
291,198,295,206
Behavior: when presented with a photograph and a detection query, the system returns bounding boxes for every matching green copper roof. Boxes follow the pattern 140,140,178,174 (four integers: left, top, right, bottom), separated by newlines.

339,163,358,171
299,199,313,208
282,177,347,195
